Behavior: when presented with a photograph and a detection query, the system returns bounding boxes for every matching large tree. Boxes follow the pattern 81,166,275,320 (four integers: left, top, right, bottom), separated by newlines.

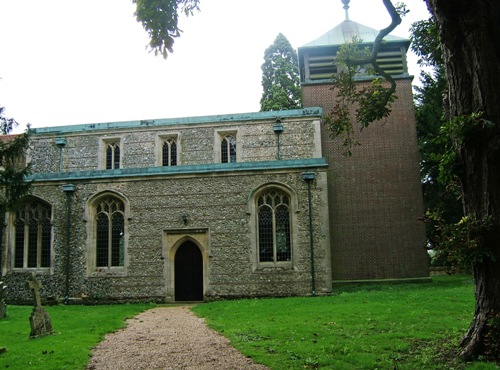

424,0,500,360
260,33,302,112
328,0,500,360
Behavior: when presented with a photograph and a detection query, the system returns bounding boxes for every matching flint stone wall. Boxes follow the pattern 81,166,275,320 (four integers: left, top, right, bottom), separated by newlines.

2,110,331,303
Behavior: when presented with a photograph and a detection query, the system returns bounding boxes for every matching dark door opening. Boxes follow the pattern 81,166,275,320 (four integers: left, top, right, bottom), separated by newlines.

174,241,203,301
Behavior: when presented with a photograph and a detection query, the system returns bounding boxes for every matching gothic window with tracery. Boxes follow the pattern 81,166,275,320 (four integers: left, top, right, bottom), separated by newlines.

257,190,291,262
162,138,177,166
106,142,120,169
95,196,125,267
13,199,52,269
221,134,236,163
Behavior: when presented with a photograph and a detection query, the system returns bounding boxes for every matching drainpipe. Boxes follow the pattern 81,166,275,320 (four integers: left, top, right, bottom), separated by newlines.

302,172,316,296
62,184,75,304
55,138,67,172
273,118,284,160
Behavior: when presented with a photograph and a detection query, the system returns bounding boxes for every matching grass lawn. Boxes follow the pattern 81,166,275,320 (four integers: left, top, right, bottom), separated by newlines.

1,276,499,369
0,303,155,370
192,275,499,370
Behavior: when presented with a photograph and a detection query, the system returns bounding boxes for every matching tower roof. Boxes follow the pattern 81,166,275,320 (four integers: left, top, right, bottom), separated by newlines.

301,19,409,49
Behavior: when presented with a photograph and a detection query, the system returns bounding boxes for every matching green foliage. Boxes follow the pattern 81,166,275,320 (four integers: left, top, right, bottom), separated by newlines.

324,38,397,155
410,18,442,67
356,77,396,126
437,112,494,183
0,303,155,369
425,211,494,268
260,33,301,112
413,64,464,246
424,112,495,267
323,41,368,154
485,312,500,362
133,0,200,58
0,107,31,211
410,18,498,274
193,276,498,369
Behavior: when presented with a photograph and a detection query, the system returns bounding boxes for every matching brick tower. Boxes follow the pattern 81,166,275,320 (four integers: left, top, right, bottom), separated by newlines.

299,1,429,281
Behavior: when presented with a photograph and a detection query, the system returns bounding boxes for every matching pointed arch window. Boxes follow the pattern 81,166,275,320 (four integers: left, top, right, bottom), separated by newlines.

221,134,236,163
13,199,52,269
162,138,177,166
106,142,120,169
257,190,291,262
95,196,125,267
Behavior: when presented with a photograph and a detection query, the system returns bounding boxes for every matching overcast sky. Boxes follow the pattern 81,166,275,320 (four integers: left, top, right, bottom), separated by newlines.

0,0,430,132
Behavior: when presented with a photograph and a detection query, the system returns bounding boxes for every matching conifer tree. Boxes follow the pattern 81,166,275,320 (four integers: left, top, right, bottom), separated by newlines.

0,107,31,211
260,33,302,111
410,19,463,254
0,106,31,278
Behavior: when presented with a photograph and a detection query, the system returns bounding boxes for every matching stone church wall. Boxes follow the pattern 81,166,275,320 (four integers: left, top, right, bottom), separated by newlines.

28,113,322,174
2,110,331,303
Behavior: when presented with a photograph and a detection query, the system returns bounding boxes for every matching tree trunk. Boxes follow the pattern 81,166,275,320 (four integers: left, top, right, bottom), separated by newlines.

425,0,500,360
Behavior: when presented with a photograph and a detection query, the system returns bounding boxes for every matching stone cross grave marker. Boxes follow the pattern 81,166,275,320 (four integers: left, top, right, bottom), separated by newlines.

26,273,53,338
27,274,42,307
0,281,6,319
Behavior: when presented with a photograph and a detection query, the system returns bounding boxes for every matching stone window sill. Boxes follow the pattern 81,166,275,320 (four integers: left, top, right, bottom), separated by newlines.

89,268,127,277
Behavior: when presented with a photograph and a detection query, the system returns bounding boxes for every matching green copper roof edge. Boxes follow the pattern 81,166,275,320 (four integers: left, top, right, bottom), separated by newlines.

32,108,324,135
28,158,329,182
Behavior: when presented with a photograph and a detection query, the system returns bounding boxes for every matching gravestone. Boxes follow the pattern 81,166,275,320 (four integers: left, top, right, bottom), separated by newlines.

26,273,53,338
0,281,6,319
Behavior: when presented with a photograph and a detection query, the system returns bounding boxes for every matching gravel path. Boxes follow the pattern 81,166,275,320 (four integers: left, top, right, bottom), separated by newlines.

86,306,269,370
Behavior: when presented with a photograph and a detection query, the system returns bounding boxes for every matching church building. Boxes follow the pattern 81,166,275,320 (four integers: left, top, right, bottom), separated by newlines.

1,3,429,303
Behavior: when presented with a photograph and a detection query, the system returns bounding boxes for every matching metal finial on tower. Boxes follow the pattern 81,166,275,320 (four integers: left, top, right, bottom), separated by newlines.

341,0,350,21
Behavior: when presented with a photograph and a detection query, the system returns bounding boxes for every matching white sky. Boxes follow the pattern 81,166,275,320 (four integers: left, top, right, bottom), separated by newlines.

0,0,430,132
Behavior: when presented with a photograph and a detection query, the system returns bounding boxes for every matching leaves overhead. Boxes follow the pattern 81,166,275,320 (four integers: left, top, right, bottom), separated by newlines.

133,0,200,58
324,0,404,155
260,33,302,112
409,18,442,67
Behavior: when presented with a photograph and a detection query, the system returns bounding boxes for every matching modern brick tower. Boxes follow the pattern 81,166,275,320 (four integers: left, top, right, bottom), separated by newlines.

299,1,429,281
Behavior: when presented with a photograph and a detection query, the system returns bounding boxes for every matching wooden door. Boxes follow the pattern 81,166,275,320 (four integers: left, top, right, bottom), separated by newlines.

174,241,203,301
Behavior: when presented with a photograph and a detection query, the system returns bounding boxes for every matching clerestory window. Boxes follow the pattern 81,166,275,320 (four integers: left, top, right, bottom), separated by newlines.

162,138,177,166
13,198,52,269
257,190,291,263
106,142,120,169
221,134,236,163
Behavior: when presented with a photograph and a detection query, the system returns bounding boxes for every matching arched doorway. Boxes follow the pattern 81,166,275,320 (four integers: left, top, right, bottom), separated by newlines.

174,241,203,301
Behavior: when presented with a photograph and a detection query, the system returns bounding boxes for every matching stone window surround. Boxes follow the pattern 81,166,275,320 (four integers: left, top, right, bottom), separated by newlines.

4,196,54,274
155,133,181,166
98,136,123,170
247,182,299,271
85,190,130,277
